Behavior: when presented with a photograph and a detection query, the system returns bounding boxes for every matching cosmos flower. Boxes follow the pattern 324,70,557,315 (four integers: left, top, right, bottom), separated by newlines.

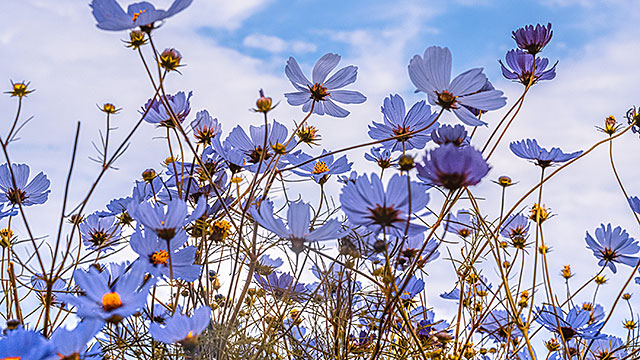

586,335,628,360
535,305,603,340
225,120,292,173
62,262,154,323
191,110,222,145
337,170,358,185
129,198,206,241
585,224,639,273
250,200,343,254
141,91,192,127
130,228,201,281
364,147,395,169
416,144,490,190
51,320,104,359
394,235,440,270
477,310,525,343
289,150,352,184
510,139,582,168
368,94,438,151
150,306,211,351
395,275,425,302
512,23,553,55
284,53,366,118
0,327,57,360
431,124,469,147
79,213,122,251
340,173,430,237
254,271,307,300
255,254,284,275
408,46,506,126
410,307,450,338
500,49,557,85
0,163,50,207
500,214,531,248
628,196,640,215
90,0,193,31
445,210,476,238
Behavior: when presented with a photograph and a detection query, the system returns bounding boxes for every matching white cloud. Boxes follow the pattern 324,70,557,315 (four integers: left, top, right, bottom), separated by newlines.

243,33,317,54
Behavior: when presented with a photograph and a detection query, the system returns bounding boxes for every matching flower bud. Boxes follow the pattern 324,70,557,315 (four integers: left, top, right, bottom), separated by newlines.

6,81,34,98
159,48,182,71
255,89,273,113
398,155,414,172
142,168,156,181
126,30,147,49
0,228,13,248
100,103,119,114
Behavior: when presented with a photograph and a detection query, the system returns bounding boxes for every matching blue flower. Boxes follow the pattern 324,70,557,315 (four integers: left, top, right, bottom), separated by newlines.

90,0,192,31
364,148,395,169
512,23,553,55
225,120,292,173
408,46,506,126
0,163,50,207
535,305,603,340
0,327,57,360
395,235,440,270
254,271,307,301
477,309,525,343
51,319,104,359
142,91,192,127
417,144,490,190
431,124,469,147
191,110,222,145
500,214,531,248
586,335,627,360
337,170,358,184
149,306,211,350
395,275,425,302
368,94,438,151
129,198,206,241
62,262,154,323
284,53,366,118
445,210,476,238
340,173,430,237
500,49,557,85
255,254,284,275
585,224,640,273
289,150,352,184
130,228,201,281
510,139,582,168
251,200,343,254
79,213,122,251
628,196,640,214
31,273,66,306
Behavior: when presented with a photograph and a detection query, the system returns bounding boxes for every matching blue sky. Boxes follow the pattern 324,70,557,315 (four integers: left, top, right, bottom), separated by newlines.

2,0,640,335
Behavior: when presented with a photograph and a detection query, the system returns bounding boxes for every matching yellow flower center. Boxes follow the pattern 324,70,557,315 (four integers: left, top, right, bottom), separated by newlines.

150,250,169,266
312,161,329,174
102,292,123,312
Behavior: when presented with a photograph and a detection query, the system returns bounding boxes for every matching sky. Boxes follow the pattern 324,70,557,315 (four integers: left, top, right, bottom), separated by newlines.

2,0,640,342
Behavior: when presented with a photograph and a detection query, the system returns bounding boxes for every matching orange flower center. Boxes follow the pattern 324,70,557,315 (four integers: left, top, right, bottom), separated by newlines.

131,9,146,22
102,292,123,312
312,161,329,174
150,250,169,266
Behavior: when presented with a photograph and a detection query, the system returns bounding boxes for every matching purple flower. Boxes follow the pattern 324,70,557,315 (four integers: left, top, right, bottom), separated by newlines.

0,327,57,360
340,173,430,237
31,273,66,306
477,309,525,343
395,235,440,270
51,320,104,359
90,0,193,31
141,91,192,127
130,228,201,281
585,224,640,273
416,144,490,190
225,120,292,173
510,139,582,168
62,262,154,323
79,213,122,251
368,94,438,151
0,163,50,207
535,305,603,340
395,275,425,301
500,50,557,85
149,306,211,350
190,110,222,145
628,196,640,215
254,271,307,300
285,53,366,118
587,336,628,360
408,46,506,126
289,150,352,184
129,198,206,241
512,23,553,55
445,210,476,238
250,200,343,254
364,147,395,169
431,124,469,147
